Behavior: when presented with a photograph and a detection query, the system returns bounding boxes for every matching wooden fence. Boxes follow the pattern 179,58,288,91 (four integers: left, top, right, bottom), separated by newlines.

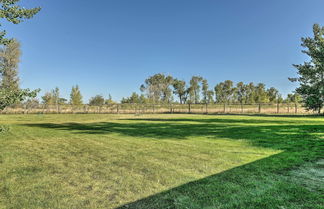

1,103,311,114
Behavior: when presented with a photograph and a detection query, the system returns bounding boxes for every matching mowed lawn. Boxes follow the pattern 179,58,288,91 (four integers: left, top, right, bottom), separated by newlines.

0,114,323,209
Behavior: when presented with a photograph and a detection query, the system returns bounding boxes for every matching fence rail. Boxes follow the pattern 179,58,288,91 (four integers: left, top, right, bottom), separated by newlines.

1,103,312,114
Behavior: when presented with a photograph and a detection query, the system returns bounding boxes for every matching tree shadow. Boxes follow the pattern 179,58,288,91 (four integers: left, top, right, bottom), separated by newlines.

116,152,324,209
23,117,324,150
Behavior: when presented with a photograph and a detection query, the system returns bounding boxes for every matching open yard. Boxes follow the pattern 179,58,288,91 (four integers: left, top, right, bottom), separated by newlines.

0,114,323,209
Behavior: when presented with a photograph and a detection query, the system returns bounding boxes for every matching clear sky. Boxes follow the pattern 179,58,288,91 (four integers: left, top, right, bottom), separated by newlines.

4,0,324,102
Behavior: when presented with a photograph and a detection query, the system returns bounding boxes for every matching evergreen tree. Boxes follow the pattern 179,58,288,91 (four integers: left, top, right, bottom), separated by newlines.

70,85,83,106
290,24,324,113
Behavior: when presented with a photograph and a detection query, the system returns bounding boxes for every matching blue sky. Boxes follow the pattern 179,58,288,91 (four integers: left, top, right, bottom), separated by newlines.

4,0,324,102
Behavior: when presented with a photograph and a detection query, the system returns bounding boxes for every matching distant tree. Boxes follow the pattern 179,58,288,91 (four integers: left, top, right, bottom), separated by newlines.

141,73,173,103
267,87,279,103
105,94,115,104
0,39,20,90
286,93,302,104
70,85,83,106
206,90,214,104
172,79,187,104
254,83,269,103
245,82,256,104
52,87,60,106
121,92,140,104
189,76,203,104
201,79,214,104
275,94,284,104
289,24,324,113
214,83,224,103
41,87,65,106
201,79,209,104
214,80,235,104
42,92,54,105
236,82,247,105
89,95,105,106
58,97,67,105
24,98,39,108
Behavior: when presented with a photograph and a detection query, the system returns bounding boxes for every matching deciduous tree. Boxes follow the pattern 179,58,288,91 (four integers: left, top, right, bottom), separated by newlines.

89,95,105,106
0,0,41,44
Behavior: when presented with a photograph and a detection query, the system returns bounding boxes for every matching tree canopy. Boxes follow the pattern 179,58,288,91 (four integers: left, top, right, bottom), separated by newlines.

290,24,324,113
0,0,41,44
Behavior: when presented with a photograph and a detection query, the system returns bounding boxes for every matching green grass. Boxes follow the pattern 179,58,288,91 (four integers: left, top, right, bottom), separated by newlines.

0,114,323,209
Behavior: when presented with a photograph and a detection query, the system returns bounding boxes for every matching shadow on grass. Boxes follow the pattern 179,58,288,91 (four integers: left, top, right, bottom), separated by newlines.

22,117,324,208
117,152,324,209
23,118,324,149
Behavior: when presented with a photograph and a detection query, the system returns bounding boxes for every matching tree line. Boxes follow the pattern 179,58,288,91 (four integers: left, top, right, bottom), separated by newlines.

27,76,300,107
120,74,301,105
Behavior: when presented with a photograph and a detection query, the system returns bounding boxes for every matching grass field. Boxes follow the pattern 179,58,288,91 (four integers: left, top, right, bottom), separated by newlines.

0,114,323,209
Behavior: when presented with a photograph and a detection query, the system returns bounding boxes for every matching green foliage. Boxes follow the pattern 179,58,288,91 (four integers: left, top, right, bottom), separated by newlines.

290,24,324,113
124,75,296,105
121,92,147,104
105,94,115,105
236,82,247,104
0,88,39,110
89,95,105,106
254,83,269,103
0,39,20,90
69,85,83,106
189,76,203,104
0,0,41,44
41,87,66,106
267,87,279,103
172,79,187,104
214,80,235,103
140,73,173,103
0,39,28,110
0,1,40,109
286,93,302,104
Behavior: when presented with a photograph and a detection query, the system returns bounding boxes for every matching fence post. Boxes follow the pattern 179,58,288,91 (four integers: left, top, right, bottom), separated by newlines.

223,103,226,113
277,102,279,114
258,103,261,113
188,103,191,113
117,104,119,114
